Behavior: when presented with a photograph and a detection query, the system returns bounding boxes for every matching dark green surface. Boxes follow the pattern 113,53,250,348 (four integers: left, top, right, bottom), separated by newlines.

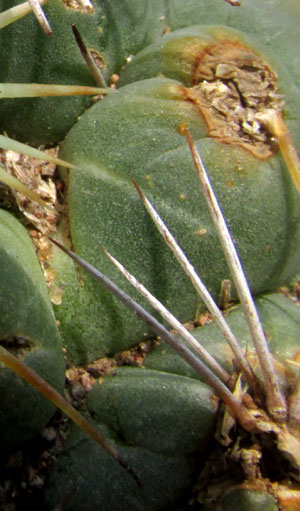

87,367,215,454
44,368,215,510
53,76,300,363
0,0,165,145
0,209,65,450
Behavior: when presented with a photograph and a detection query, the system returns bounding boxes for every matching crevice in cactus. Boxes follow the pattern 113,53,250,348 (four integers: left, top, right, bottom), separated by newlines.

0,164,55,213
0,335,38,358
1,146,61,233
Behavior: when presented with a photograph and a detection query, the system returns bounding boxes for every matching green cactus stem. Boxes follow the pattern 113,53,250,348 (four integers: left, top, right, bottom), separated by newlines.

52,71,300,364
0,209,65,450
0,0,166,145
0,344,139,484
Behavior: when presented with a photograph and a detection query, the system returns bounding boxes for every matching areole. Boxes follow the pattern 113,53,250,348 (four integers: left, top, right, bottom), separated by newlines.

184,41,283,159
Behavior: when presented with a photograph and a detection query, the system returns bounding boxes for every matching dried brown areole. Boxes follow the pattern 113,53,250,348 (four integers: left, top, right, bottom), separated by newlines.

183,43,283,159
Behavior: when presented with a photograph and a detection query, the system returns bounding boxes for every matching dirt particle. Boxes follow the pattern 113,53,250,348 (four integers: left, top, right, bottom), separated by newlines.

195,228,207,236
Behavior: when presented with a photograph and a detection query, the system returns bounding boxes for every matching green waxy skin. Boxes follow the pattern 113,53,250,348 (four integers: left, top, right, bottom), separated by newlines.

0,0,100,145
3,0,299,146
0,0,165,145
44,426,195,511
43,368,216,511
43,293,300,510
0,209,65,450
0,0,299,146
53,50,300,363
166,0,300,86
87,368,215,455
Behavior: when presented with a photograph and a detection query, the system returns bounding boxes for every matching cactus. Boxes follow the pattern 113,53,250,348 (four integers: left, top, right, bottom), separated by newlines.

0,208,65,450
43,292,300,510
52,28,300,364
0,0,166,145
0,0,141,479
0,1,300,510
43,122,300,507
